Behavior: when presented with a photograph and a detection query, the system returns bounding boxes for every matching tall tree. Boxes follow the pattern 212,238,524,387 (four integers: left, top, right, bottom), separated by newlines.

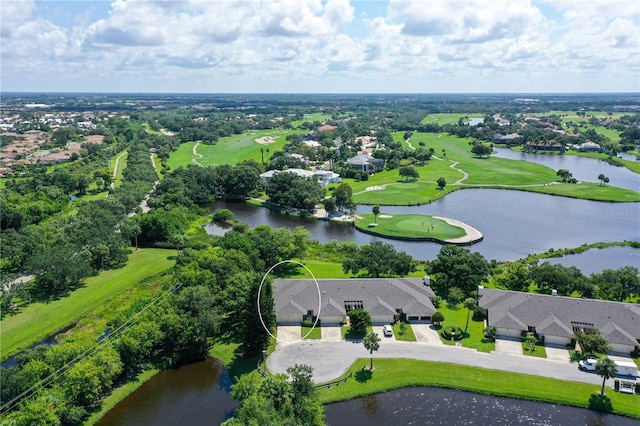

363,331,381,370
574,328,611,356
430,245,490,298
332,183,353,212
399,165,419,181
372,205,380,224
437,177,447,190
342,241,415,278
594,358,617,396
348,309,372,333
463,297,477,332
592,266,639,302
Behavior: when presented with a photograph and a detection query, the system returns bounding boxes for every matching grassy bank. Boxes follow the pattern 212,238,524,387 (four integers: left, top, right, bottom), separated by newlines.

317,358,640,419
355,213,466,241
0,248,176,360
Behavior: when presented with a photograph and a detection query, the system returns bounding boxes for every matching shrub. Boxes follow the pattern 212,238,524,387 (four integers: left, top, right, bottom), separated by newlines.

441,326,464,341
302,317,314,327
431,311,444,325
212,209,235,222
472,306,486,321
432,296,442,308
483,326,497,342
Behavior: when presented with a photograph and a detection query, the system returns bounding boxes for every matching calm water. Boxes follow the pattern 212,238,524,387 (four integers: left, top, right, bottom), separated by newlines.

209,191,639,264
544,246,640,275
98,359,639,426
493,147,640,192
324,387,639,426
96,359,237,426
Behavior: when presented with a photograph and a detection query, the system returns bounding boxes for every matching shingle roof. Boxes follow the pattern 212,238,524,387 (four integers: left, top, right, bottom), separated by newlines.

273,278,436,320
480,289,640,345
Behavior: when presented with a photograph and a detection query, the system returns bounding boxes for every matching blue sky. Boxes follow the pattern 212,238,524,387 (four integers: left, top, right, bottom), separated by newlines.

1,0,638,93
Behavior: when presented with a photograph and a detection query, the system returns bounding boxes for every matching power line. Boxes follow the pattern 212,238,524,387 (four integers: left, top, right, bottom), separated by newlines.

0,281,182,413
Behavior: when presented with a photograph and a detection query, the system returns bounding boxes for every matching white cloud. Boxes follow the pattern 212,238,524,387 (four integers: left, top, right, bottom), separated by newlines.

0,0,638,92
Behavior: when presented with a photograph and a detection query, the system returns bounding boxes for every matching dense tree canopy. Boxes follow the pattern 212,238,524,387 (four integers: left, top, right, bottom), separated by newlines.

429,245,490,298
342,241,415,278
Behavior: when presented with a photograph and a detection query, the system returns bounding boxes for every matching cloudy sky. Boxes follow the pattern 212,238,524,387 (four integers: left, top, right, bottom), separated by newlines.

1,0,638,93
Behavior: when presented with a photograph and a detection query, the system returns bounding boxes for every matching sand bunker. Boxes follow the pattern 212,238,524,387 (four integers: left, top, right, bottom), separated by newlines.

365,185,386,191
378,214,393,218
256,136,276,145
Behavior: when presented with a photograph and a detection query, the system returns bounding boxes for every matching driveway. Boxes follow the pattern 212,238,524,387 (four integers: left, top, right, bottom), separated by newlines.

412,324,444,346
267,340,606,387
276,326,300,349
495,338,523,356
320,326,342,342
545,345,570,363
373,325,396,341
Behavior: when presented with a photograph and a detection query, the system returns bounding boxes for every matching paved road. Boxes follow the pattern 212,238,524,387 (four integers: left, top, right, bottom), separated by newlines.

267,340,606,387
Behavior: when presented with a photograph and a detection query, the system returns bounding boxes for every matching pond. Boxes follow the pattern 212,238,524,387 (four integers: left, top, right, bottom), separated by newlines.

324,387,639,426
98,359,638,425
209,191,639,266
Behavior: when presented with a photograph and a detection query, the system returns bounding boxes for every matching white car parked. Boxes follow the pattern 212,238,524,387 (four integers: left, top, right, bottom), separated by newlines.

383,324,393,337
578,358,599,371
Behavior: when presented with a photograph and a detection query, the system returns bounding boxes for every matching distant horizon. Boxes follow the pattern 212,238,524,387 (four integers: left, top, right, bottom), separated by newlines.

2,91,639,96
2,1,638,94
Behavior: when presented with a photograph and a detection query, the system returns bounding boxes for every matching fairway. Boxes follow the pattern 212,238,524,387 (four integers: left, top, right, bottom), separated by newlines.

355,213,466,241
0,248,176,360
167,128,304,169
420,113,483,125
349,132,640,205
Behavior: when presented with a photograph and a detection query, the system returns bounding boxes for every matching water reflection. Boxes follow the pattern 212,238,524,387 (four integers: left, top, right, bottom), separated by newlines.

324,387,638,426
210,192,639,264
493,147,640,191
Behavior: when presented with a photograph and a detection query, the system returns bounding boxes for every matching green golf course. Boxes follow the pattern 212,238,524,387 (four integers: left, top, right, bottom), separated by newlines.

354,213,475,243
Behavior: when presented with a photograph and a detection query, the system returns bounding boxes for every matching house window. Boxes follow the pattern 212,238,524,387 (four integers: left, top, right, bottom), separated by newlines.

570,321,595,332
307,310,314,316
344,300,364,312
527,326,536,333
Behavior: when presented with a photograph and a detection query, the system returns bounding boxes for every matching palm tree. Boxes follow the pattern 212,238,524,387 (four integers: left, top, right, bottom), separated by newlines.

597,173,605,186
260,147,265,164
594,357,617,395
363,331,381,370
463,297,477,332
372,205,380,224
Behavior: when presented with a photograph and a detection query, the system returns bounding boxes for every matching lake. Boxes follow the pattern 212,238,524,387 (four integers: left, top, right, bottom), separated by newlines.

207,189,639,265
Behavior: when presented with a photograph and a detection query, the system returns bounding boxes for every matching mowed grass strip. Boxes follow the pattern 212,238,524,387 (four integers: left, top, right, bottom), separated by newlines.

317,359,640,419
355,214,466,241
301,325,322,340
0,248,176,360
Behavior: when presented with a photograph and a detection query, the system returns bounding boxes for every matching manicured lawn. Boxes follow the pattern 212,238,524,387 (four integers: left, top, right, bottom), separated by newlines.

522,341,548,358
420,113,483,125
341,326,374,340
166,128,304,169
301,325,322,339
317,358,640,419
290,112,333,128
436,304,495,352
355,213,466,241
284,259,427,280
392,322,417,341
349,132,640,205
0,248,176,360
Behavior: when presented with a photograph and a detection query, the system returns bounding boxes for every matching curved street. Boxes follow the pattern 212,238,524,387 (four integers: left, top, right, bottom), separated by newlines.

268,338,607,387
